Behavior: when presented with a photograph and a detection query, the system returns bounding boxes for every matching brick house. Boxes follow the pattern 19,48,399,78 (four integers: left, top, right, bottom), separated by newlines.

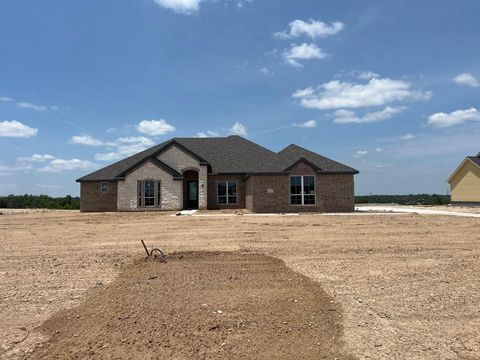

77,136,359,213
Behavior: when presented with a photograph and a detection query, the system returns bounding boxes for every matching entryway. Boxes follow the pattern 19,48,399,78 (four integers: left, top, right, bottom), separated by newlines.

183,170,199,209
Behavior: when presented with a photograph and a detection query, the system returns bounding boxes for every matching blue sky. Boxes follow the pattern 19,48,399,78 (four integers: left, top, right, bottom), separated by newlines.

1,0,479,196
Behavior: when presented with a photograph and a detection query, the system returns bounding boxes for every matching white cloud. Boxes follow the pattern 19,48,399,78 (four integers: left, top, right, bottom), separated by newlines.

71,134,155,162
427,108,480,128
293,120,317,128
333,106,406,124
229,122,247,136
15,102,48,112
115,136,155,157
1,95,58,111
453,73,479,87
35,184,63,189
283,43,326,67
275,19,344,39
293,77,431,110
153,0,201,14
292,87,315,98
38,159,98,173
0,120,38,138
260,67,274,76
354,150,368,157
136,119,175,136
375,148,383,152
196,131,220,138
0,183,16,191
401,133,415,140
357,71,379,80
94,152,122,162
17,154,55,163
70,134,114,146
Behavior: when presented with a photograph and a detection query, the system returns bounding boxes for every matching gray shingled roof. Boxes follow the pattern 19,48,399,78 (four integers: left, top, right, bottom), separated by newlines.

468,156,480,167
77,136,358,181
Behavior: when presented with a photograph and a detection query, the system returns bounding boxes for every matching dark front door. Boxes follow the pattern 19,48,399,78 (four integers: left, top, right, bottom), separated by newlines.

186,181,199,209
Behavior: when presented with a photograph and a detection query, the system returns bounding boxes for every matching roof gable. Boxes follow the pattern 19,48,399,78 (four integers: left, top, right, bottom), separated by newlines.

283,158,322,172
117,156,183,179
447,156,480,182
278,144,359,174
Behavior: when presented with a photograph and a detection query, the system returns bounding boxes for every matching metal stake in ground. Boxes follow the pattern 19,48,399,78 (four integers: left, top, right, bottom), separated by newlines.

141,240,166,262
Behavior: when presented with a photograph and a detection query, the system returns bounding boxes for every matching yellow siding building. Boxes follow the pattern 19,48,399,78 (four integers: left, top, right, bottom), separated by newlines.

448,154,480,204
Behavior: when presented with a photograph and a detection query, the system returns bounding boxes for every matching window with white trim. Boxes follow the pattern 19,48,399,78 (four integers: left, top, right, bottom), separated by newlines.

100,182,108,193
137,180,161,208
290,176,315,205
217,181,237,205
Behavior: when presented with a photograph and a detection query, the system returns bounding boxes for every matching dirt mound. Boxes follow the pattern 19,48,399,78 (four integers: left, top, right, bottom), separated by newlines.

29,252,352,359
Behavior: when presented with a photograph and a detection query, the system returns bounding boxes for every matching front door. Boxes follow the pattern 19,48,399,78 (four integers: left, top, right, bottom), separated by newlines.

187,181,199,209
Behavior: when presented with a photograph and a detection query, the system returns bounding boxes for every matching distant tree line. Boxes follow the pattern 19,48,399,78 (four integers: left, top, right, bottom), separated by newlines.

0,193,451,210
355,194,450,205
0,194,80,210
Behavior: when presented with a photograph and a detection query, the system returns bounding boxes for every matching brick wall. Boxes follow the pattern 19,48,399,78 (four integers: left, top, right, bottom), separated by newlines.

245,161,355,213
80,181,118,212
207,174,245,210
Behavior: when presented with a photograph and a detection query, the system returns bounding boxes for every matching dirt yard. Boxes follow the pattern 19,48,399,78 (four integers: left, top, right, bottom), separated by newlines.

1,210,480,359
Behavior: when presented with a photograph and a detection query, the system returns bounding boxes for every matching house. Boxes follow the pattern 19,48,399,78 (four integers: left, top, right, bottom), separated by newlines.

447,153,480,205
77,136,359,213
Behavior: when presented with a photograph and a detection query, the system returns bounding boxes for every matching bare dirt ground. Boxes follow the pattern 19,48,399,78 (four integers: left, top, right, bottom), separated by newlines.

30,252,352,359
1,210,480,359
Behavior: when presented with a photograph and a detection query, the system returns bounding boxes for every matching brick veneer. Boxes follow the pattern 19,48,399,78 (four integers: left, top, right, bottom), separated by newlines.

245,161,355,213
207,174,246,210
80,181,118,212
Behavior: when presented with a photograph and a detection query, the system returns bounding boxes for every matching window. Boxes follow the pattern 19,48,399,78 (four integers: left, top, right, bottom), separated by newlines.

217,181,237,204
100,182,108,193
290,176,315,205
137,180,161,208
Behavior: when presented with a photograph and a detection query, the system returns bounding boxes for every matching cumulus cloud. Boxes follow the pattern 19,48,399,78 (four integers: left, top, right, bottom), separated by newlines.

283,43,326,67
293,120,317,128
38,159,98,173
0,120,38,138
275,19,344,39
293,77,431,109
453,73,479,87
229,122,247,136
136,119,175,136
0,96,14,102
70,133,156,162
427,108,480,128
400,133,415,140
17,154,55,163
356,71,380,80
108,136,156,158
94,152,122,162
153,0,201,14
333,106,406,124
70,135,115,146
196,131,220,138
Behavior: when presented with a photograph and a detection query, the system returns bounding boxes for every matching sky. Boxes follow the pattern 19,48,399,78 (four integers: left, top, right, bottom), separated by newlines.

1,0,479,196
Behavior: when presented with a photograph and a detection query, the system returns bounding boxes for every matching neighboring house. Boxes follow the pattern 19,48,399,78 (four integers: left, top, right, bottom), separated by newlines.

77,136,359,213
448,153,480,205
